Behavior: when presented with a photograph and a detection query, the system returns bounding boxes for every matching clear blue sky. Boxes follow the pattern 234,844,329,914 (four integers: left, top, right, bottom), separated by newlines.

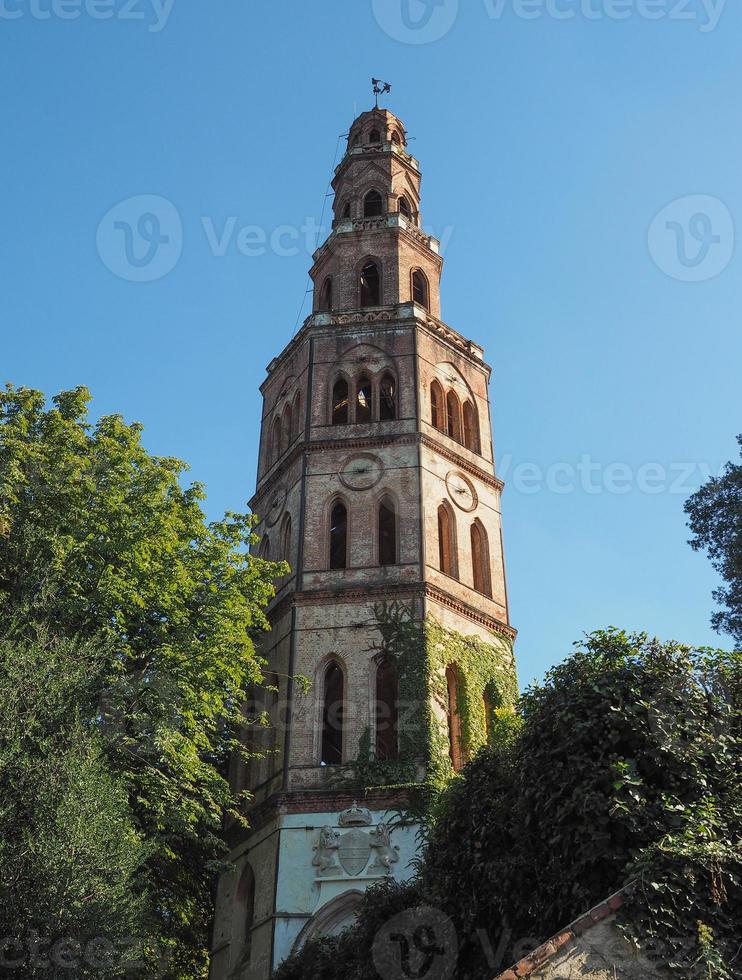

2,0,739,688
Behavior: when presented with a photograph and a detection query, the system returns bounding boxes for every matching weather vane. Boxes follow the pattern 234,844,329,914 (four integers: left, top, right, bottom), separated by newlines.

372,78,392,108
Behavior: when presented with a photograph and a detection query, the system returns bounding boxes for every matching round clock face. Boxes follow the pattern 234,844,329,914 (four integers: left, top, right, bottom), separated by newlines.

339,453,384,491
446,471,478,512
264,487,287,526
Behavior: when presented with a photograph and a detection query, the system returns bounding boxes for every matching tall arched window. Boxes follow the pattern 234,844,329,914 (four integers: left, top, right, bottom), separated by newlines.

378,497,397,566
470,520,492,598
391,130,401,145
438,503,457,578
292,392,302,441
321,661,344,766
282,404,293,450
364,190,383,217
379,373,397,421
446,391,462,443
281,514,292,564
355,375,372,423
258,535,270,559
236,863,256,967
341,201,351,219
270,416,282,463
375,658,399,761
483,683,500,745
398,196,412,220
318,277,333,312
430,381,445,432
412,270,429,309
368,129,381,145
332,378,349,425
360,261,381,307
463,401,480,453
446,665,465,772
329,501,348,570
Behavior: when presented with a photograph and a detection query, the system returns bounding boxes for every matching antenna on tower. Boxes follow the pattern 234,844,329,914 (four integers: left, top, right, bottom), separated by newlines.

372,78,392,108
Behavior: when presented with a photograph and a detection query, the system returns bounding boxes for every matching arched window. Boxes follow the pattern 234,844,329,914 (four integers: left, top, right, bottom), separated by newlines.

258,534,270,559
364,190,383,217
321,661,344,766
282,403,293,450
342,201,351,219
470,520,492,598
378,496,397,566
236,863,256,966
446,665,465,772
360,261,381,307
438,503,457,578
446,391,462,443
375,658,399,761
281,514,292,564
483,683,500,745
318,277,333,312
369,129,381,144
332,378,349,425
329,501,348,570
292,391,302,441
463,401,480,453
355,375,372,423
398,196,412,220
412,270,429,309
430,381,445,432
379,373,396,421
270,416,282,463
391,130,401,145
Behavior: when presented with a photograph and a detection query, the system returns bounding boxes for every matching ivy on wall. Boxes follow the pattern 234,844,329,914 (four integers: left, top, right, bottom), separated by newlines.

337,600,518,801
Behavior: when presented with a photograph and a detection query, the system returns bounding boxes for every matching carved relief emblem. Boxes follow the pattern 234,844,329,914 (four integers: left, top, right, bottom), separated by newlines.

338,828,372,877
312,826,340,876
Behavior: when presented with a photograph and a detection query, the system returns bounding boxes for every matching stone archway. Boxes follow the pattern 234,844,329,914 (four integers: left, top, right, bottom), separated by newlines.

292,890,364,953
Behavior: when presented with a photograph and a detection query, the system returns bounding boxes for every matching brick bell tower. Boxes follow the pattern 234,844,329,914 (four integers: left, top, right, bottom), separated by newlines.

209,102,517,979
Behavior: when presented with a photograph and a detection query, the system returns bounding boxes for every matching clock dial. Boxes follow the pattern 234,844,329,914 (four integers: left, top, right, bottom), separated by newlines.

446,471,478,512
339,454,384,491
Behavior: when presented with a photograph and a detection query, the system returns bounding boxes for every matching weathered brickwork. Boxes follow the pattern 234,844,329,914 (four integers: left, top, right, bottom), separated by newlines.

209,103,518,980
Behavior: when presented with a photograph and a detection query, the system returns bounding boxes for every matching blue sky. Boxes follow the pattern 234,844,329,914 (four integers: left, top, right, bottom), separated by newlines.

2,0,739,688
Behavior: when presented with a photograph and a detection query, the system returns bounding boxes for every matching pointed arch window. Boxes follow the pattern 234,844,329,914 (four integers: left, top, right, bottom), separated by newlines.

342,201,351,219
360,261,381,307
430,381,445,432
270,416,282,463
483,683,501,745
236,863,256,966
379,373,397,421
321,661,344,766
446,665,465,772
332,377,349,425
329,501,348,570
375,658,399,761
368,129,381,145
364,190,383,217
281,514,292,564
282,403,293,450
258,535,270,559
355,375,373,423
378,497,397,566
391,130,401,145
318,277,333,312
438,503,457,579
292,392,302,441
399,196,412,220
463,401,480,454
471,520,492,598
446,391,462,443
412,270,429,309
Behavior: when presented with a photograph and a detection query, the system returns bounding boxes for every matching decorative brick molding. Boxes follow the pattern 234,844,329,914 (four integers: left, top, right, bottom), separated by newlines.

493,887,631,980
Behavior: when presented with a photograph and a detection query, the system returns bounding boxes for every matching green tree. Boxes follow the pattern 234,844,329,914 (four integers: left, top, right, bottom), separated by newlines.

0,385,281,977
686,434,742,648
